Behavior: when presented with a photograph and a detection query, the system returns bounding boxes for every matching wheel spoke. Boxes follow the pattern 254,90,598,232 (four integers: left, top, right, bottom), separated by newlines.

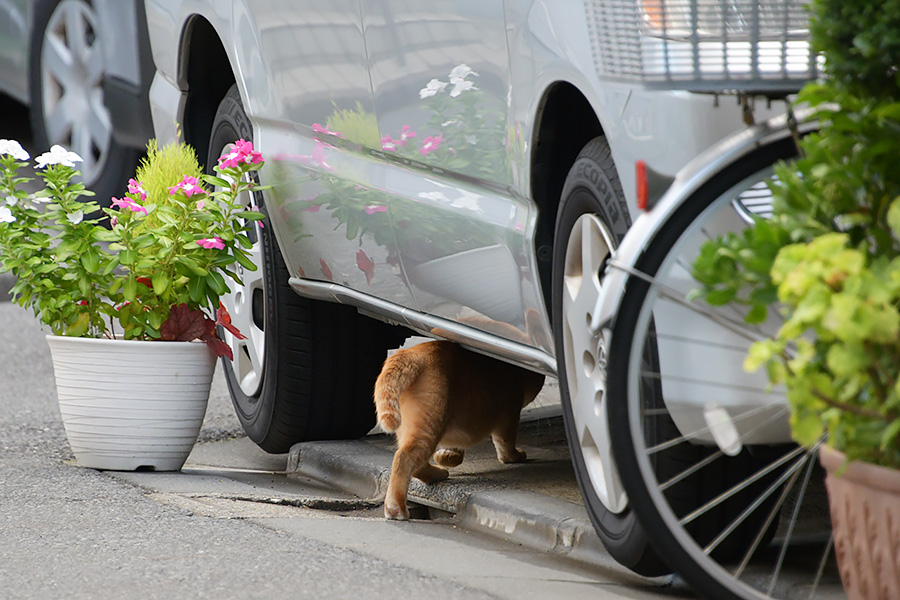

563,213,625,513
43,35,76,90
679,444,806,527
44,98,75,145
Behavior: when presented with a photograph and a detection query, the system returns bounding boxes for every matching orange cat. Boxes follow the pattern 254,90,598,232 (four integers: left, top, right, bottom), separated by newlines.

373,340,545,520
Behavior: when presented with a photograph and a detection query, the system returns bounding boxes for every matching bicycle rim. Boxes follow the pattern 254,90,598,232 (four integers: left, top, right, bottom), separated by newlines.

607,148,843,598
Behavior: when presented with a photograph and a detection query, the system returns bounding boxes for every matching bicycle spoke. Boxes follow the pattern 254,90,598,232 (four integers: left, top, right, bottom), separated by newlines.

733,452,809,578
609,260,773,346
808,535,835,600
680,446,807,526
647,402,789,456
704,448,811,556
767,442,822,596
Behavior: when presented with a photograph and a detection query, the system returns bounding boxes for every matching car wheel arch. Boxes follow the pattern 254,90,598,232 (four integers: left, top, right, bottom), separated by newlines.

530,81,604,322
176,14,235,167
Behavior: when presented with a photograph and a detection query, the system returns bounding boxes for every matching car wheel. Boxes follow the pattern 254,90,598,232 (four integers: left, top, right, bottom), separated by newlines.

29,0,140,206
551,136,670,575
210,84,410,453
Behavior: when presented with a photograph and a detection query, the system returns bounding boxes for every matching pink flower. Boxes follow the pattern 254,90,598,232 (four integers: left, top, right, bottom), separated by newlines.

127,178,147,201
312,123,343,137
218,139,263,168
365,204,387,215
420,134,443,156
400,125,416,145
197,237,225,250
169,175,205,198
196,200,206,210
381,135,398,151
111,196,147,215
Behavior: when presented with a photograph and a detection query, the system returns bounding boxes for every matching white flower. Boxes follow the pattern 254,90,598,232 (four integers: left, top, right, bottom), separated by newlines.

0,139,29,161
419,78,448,99
66,210,84,225
449,64,478,83
35,145,83,168
450,79,477,97
448,64,478,97
5,196,17,207
0,206,15,223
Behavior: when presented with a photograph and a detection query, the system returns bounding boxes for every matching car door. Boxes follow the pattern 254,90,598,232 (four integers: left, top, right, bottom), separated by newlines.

362,1,543,344
237,0,415,307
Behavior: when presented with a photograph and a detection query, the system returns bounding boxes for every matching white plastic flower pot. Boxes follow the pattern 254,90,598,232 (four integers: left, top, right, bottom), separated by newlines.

46,335,217,471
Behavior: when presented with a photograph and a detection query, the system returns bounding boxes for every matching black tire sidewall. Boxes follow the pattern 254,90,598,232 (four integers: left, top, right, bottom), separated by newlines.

207,85,284,444
28,0,139,208
551,137,667,575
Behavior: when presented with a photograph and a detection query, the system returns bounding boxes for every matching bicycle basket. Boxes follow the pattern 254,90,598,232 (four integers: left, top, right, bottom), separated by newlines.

585,0,819,94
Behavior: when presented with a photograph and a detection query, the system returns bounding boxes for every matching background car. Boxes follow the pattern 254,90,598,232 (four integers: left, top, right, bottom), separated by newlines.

142,0,775,579
0,0,155,202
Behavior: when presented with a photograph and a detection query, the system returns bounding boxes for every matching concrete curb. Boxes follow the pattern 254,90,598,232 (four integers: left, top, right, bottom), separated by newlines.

286,437,660,584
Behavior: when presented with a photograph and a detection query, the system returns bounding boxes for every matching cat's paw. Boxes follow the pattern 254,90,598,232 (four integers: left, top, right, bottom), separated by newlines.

433,448,464,468
499,448,527,464
384,501,410,520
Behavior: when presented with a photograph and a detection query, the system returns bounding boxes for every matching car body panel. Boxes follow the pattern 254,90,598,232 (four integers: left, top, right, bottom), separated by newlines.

144,0,766,370
0,0,29,103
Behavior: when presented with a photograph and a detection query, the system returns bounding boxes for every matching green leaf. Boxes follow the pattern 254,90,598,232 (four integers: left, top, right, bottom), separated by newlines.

234,251,257,272
124,276,137,301
881,419,900,450
80,248,100,273
152,271,170,296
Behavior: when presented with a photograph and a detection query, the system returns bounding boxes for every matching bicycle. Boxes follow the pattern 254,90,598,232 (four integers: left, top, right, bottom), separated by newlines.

574,1,844,597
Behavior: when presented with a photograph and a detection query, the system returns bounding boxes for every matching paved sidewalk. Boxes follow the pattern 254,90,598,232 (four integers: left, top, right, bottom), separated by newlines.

286,407,671,589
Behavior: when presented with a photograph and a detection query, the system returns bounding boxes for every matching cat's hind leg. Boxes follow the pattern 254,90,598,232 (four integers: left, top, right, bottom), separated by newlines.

433,448,465,467
412,462,449,484
491,417,527,464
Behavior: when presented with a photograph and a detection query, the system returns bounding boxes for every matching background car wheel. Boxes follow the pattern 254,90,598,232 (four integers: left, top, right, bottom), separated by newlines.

210,84,410,453
29,0,140,207
552,136,670,576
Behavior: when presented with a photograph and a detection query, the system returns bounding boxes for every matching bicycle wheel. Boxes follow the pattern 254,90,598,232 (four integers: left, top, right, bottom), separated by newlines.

606,136,842,598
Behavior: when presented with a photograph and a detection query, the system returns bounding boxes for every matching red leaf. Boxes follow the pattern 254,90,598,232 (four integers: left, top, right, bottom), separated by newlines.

160,303,214,342
200,329,233,360
356,249,374,285
136,276,153,288
217,302,246,340
320,258,333,281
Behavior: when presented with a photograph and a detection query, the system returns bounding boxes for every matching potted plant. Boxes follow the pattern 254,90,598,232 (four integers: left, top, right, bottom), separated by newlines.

0,136,267,471
691,0,900,595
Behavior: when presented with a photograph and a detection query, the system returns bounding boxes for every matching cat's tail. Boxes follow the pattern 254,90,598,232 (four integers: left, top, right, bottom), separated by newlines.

373,349,425,433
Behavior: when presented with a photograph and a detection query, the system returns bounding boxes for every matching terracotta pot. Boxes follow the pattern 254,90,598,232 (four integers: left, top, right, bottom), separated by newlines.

47,335,216,471
820,446,900,600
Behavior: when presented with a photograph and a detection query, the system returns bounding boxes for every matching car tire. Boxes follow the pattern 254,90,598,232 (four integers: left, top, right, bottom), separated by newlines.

29,0,140,207
552,136,670,576
210,84,410,453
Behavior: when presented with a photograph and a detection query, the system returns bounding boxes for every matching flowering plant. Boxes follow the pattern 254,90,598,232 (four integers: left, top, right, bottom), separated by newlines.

0,137,266,358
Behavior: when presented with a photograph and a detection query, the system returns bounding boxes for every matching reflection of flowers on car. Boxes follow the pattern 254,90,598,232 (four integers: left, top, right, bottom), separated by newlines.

272,64,503,285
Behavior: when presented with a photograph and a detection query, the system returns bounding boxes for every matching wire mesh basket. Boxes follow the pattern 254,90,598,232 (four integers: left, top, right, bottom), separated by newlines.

585,0,819,94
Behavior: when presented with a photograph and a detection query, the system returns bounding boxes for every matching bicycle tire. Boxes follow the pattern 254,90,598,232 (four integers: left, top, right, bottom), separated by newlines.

605,136,841,598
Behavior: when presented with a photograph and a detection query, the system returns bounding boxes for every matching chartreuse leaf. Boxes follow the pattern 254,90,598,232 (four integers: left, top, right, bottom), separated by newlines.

66,313,90,337
888,197,900,240
152,271,170,296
